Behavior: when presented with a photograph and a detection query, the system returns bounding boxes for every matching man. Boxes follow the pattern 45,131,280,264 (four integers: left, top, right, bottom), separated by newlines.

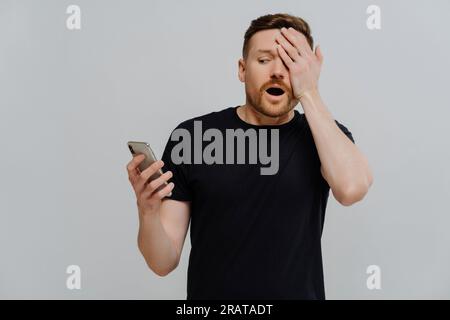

126,13,373,299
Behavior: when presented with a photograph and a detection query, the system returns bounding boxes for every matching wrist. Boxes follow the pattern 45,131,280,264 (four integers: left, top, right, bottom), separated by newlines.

138,206,160,224
296,87,320,103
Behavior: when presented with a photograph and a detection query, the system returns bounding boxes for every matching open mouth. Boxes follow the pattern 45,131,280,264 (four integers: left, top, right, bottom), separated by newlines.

265,87,285,96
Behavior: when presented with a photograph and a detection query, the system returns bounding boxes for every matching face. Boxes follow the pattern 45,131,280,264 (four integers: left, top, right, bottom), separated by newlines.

238,29,298,118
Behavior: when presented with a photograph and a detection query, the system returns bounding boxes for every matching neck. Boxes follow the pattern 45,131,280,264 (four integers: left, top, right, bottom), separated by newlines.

237,104,294,126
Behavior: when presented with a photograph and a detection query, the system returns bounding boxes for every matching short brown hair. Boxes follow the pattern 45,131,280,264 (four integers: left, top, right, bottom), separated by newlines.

242,13,314,60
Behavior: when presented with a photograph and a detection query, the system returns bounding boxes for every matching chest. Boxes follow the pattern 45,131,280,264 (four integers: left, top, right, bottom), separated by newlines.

189,137,321,203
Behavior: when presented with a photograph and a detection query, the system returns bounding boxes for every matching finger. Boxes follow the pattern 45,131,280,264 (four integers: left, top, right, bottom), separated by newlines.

283,27,314,58
145,170,173,195
315,44,323,65
280,27,305,58
276,44,294,69
140,160,165,184
154,182,175,200
127,154,146,184
275,33,301,62
135,160,165,192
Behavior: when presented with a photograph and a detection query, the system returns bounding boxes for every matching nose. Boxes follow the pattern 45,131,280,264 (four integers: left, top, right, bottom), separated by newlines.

270,56,288,80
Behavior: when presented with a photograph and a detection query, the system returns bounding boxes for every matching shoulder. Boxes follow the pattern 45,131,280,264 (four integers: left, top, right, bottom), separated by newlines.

301,115,354,143
171,107,234,132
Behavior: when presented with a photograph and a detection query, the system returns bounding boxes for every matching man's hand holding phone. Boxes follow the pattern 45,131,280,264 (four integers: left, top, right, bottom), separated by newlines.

127,155,175,217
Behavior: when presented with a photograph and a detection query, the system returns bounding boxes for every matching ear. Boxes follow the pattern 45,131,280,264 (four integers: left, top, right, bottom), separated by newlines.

315,45,323,65
238,58,246,83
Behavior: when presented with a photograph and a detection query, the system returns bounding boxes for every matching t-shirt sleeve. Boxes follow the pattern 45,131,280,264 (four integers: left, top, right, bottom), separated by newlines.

335,119,355,144
160,126,193,201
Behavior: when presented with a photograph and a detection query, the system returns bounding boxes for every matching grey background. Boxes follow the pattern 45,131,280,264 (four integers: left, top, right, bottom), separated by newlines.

1,0,449,299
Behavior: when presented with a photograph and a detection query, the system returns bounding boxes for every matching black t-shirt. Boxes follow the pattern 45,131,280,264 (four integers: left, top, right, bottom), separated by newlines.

161,105,354,300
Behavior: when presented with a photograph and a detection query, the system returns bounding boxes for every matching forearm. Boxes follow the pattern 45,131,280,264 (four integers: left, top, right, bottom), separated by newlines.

137,210,178,276
299,89,373,202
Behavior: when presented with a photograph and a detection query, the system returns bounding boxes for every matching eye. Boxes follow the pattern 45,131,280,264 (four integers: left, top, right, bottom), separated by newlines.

259,59,270,64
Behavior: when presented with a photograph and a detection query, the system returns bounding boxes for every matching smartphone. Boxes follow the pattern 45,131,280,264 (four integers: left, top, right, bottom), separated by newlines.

127,141,171,196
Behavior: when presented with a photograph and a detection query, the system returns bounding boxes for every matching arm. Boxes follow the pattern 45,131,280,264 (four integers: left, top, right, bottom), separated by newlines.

137,199,190,276
127,155,190,277
299,89,373,206
275,27,373,206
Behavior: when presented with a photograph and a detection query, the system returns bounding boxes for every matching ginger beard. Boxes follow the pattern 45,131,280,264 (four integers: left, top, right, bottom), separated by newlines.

244,80,297,118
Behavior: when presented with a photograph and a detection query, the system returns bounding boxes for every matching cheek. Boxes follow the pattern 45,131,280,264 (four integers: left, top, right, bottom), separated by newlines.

244,74,262,92
246,82,261,96
247,67,268,89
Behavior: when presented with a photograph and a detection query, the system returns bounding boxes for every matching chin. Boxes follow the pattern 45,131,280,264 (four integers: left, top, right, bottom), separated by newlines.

258,101,293,118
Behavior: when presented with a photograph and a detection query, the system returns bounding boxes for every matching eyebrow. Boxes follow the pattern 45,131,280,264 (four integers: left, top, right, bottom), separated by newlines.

255,49,276,55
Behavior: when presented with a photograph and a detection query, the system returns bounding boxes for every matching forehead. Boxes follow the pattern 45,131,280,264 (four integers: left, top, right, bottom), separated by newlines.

248,29,281,56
